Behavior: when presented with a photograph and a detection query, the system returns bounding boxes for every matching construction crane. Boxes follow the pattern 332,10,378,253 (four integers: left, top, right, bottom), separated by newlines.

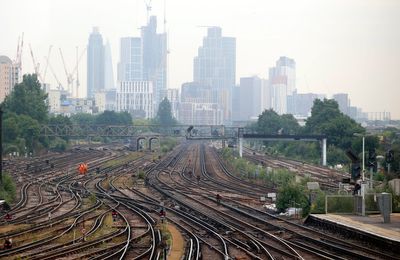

72,47,86,98
58,47,86,97
59,48,72,94
42,45,53,83
14,33,24,71
29,44,42,81
48,61,63,90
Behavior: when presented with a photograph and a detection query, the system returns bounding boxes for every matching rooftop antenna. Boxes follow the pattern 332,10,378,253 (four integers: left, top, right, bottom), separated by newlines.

144,0,152,22
163,0,166,33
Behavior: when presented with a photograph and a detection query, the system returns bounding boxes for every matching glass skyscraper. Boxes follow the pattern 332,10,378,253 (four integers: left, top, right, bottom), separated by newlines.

87,27,105,98
141,16,167,108
193,27,236,123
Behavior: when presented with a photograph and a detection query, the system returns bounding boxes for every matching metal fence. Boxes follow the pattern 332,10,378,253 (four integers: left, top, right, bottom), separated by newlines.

325,193,392,215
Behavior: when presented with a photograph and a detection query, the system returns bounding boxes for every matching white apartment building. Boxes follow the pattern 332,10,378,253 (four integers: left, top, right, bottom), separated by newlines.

116,81,154,119
47,89,62,114
179,102,223,125
94,91,107,113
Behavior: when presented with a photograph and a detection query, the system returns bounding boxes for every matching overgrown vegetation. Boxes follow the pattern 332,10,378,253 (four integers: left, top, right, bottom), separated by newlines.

160,137,178,154
220,148,328,216
0,173,16,203
255,100,371,167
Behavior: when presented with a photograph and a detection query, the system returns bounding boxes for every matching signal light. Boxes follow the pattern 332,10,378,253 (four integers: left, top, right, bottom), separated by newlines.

386,150,394,163
351,163,361,180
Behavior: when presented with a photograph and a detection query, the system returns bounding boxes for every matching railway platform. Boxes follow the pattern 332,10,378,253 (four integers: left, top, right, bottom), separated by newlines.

305,213,400,251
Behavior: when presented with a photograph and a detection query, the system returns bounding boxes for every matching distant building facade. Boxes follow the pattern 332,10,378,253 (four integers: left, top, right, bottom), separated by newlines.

179,102,223,125
0,55,20,102
141,16,167,108
104,40,115,90
193,27,236,123
116,81,154,119
268,56,296,114
234,76,262,121
87,27,105,98
333,93,350,115
287,91,326,117
164,88,179,120
118,37,142,82
117,16,167,113
180,82,223,125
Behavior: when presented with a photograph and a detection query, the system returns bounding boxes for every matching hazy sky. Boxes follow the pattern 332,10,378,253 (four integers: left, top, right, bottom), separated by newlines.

1,0,400,118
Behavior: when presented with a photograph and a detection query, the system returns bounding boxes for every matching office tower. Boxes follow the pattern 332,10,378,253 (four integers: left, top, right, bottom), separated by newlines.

269,56,296,114
237,76,262,120
141,16,167,108
117,37,142,82
193,27,236,123
179,82,223,125
87,27,105,98
116,81,154,119
0,55,20,102
104,40,115,90
287,91,326,117
333,93,350,115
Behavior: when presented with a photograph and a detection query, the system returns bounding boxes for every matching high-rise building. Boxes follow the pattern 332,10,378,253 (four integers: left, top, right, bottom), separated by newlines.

117,37,142,82
87,27,105,98
193,27,236,123
260,79,272,112
104,40,115,90
236,76,262,120
269,56,296,114
116,81,154,119
0,55,20,102
141,16,167,108
287,91,326,117
164,88,179,120
333,93,350,115
179,82,223,125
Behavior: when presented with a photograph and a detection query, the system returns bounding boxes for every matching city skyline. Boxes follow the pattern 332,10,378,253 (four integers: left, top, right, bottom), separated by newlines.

1,0,399,118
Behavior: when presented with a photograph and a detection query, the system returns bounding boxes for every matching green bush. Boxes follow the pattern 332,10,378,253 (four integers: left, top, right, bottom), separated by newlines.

326,196,354,213
276,181,310,217
0,173,16,203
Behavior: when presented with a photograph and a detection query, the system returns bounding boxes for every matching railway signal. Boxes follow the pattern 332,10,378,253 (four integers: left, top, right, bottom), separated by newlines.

367,149,377,172
385,150,394,163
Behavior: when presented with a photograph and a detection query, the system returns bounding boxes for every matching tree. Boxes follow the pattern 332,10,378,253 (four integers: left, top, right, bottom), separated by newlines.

70,113,96,125
305,99,364,150
276,181,309,216
95,111,132,125
155,98,177,126
2,74,48,123
257,109,300,134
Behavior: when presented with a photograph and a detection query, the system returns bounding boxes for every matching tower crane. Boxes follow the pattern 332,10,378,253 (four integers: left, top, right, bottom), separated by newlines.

14,33,24,71
29,44,42,81
58,47,86,97
42,45,53,83
59,48,73,94
48,61,63,90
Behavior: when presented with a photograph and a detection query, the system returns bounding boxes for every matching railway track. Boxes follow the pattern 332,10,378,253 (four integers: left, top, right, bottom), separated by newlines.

1,141,398,259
